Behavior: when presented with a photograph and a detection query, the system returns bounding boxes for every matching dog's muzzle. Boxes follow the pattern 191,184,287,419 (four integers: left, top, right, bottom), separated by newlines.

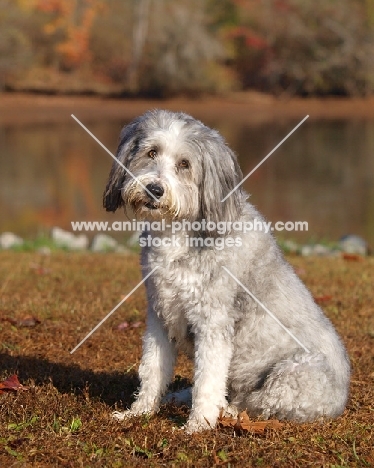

145,183,164,209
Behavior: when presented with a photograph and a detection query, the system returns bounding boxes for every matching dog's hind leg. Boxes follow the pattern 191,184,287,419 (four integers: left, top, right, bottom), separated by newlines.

113,308,176,421
240,352,348,422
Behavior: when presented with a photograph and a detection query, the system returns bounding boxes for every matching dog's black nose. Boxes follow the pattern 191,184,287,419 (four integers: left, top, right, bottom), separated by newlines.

146,183,164,199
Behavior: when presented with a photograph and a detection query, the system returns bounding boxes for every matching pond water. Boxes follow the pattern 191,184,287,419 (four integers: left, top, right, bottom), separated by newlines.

1,117,373,245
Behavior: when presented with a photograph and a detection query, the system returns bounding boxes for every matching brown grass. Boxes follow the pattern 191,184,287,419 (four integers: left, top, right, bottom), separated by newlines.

0,251,373,467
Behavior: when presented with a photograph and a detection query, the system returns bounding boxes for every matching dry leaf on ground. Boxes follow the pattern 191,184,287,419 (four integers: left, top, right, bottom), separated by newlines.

314,295,333,304
115,321,129,330
0,375,28,394
17,315,41,327
114,320,143,331
0,315,41,327
342,253,363,262
218,409,283,433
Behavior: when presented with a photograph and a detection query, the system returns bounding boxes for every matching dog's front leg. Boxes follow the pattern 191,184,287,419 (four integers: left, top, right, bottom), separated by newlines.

113,308,176,421
185,323,233,433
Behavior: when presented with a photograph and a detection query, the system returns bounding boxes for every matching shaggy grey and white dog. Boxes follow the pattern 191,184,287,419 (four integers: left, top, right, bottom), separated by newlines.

103,109,350,433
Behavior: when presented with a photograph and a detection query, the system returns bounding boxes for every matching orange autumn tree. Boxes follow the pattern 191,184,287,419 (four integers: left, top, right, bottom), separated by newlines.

34,0,103,70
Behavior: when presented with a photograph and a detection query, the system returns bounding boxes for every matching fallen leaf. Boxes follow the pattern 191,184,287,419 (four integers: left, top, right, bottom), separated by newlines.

0,375,28,394
0,316,17,325
115,321,129,330
17,316,41,327
342,253,363,262
0,315,41,328
130,321,142,328
114,320,143,331
314,295,333,304
218,409,283,434
218,414,237,427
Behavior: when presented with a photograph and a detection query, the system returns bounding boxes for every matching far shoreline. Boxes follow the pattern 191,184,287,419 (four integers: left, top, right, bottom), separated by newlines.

2,91,374,126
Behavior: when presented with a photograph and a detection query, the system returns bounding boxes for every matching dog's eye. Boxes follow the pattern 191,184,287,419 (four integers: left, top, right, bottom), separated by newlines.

178,159,189,169
148,149,157,159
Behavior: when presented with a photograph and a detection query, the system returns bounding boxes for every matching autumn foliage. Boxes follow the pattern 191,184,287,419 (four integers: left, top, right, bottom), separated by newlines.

34,0,103,70
1,0,374,95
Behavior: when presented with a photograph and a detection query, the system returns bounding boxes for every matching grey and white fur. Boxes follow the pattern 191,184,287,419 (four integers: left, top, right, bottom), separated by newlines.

103,109,350,433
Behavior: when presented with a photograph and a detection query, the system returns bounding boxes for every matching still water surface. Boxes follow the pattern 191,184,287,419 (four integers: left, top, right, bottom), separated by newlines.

1,118,373,244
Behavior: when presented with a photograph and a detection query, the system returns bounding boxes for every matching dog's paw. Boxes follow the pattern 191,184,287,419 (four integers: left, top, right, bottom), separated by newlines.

112,410,132,421
220,403,238,419
112,399,158,422
184,414,215,434
184,418,212,434
112,408,154,421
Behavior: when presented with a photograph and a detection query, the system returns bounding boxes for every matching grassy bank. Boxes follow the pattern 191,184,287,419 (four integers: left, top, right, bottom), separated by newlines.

0,252,373,466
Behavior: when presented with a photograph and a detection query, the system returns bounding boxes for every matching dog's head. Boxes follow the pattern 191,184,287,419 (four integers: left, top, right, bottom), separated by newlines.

103,110,244,225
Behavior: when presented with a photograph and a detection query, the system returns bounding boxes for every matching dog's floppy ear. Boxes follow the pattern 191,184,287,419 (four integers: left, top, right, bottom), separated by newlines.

200,136,244,226
103,120,143,212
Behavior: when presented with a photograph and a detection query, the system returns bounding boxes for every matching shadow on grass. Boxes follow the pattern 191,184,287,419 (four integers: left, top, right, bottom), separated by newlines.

0,352,139,407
